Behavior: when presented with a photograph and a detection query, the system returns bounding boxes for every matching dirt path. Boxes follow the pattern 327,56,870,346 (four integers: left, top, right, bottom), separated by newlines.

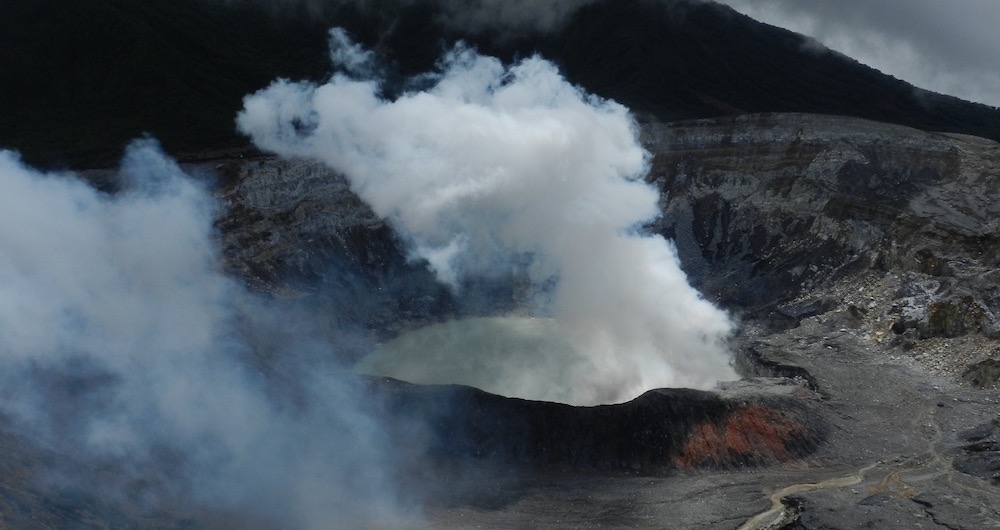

738,461,883,530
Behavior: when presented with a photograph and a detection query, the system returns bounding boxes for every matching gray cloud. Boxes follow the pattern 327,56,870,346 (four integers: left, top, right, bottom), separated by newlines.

715,0,1000,107
238,29,736,405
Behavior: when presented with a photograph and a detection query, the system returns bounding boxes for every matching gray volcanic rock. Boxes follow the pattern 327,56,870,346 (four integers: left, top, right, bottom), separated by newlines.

216,157,398,293
216,156,456,348
964,358,1000,389
644,113,1000,311
954,420,1000,484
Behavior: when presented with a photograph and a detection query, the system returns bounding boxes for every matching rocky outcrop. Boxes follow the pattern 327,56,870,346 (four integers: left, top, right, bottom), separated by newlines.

962,358,1000,389
216,157,397,293
646,114,999,305
645,114,1000,355
954,420,1000,484
216,156,455,349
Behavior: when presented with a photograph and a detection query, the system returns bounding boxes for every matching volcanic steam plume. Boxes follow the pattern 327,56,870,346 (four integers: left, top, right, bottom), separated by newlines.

238,29,736,405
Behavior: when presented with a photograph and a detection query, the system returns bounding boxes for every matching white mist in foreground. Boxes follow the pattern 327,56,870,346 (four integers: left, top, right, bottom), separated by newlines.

239,29,736,404
0,143,411,529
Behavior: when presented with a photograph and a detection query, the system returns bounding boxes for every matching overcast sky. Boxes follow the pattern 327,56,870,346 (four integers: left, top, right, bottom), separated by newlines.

713,0,1000,108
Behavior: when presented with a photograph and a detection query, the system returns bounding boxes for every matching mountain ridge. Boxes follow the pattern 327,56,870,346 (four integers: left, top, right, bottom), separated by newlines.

2,0,999,168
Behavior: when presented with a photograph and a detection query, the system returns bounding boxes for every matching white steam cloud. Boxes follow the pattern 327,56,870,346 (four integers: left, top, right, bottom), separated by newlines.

238,29,736,404
0,141,413,528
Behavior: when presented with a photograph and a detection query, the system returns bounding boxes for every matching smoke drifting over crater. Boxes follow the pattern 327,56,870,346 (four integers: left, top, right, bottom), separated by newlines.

0,142,413,528
239,30,736,404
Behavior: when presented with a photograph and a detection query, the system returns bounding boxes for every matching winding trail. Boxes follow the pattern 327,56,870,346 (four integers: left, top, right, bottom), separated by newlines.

740,401,1000,529
737,461,882,530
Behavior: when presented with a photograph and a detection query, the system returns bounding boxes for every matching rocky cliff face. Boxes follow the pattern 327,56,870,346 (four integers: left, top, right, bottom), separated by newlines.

643,114,1000,365
646,114,996,305
216,156,456,353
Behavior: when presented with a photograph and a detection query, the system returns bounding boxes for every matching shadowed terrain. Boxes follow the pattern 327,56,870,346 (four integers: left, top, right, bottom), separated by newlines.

2,0,999,168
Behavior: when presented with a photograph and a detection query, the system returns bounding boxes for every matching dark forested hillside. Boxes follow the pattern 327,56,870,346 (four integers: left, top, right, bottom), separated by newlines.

532,0,1000,135
2,0,999,168
0,0,332,167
